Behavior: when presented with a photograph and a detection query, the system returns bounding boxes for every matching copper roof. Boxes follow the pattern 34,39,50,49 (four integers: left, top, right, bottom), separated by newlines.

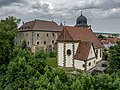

57,26,103,49
19,20,62,32
74,41,93,60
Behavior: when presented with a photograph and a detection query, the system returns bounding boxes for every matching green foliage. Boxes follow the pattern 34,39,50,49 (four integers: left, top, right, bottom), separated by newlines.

98,34,106,39
21,40,27,49
0,16,19,65
108,41,120,73
49,51,57,58
46,57,57,68
34,50,47,60
0,48,47,90
1,16,120,89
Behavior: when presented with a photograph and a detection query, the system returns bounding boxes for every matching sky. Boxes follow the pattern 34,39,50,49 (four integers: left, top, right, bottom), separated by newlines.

0,0,120,33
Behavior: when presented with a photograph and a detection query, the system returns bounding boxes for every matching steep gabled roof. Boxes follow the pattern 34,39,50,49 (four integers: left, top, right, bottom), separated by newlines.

19,20,62,32
57,26,103,49
74,41,93,60
57,27,73,41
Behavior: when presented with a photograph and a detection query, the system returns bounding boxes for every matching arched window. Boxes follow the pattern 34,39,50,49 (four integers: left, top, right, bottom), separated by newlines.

37,41,39,45
67,49,71,56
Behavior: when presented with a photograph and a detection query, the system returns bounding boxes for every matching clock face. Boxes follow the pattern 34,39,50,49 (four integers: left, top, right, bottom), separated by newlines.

67,49,71,56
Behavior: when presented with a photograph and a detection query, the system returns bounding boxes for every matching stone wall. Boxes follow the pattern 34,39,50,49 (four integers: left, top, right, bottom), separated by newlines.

15,30,61,52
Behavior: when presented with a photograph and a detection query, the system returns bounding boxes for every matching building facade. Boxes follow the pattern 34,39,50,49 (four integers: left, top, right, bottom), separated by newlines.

15,19,62,52
57,13,104,72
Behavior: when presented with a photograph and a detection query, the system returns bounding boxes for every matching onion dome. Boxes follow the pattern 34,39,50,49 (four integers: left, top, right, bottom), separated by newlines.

75,11,88,27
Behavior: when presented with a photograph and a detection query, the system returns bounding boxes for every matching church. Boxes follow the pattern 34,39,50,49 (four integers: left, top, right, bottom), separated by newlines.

57,12,104,72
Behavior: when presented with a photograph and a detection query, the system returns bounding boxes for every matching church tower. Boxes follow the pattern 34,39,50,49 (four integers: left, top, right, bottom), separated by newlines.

75,11,88,27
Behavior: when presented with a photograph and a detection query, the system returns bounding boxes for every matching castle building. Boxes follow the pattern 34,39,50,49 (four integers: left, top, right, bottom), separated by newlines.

57,13,104,72
15,19,62,52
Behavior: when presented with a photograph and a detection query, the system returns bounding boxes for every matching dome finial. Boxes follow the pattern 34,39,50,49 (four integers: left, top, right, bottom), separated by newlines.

75,11,88,27
81,10,83,16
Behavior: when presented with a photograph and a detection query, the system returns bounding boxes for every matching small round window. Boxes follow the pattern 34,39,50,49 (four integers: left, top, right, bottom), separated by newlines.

67,49,71,56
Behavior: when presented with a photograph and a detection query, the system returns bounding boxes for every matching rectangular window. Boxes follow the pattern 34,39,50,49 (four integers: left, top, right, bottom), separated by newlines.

26,33,28,37
83,64,85,67
96,50,98,59
100,49,102,58
28,41,29,46
52,40,54,44
37,33,39,37
37,41,39,45
47,34,49,37
52,33,54,37
44,41,46,45
89,62,91,66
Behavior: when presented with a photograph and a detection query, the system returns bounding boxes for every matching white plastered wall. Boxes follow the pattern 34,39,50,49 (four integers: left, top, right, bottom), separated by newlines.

65,43,73,67
74,43,79,55
86,58,96,71
96,48,103,62
58,43,64,66
88,45,96,59
74,60,85,70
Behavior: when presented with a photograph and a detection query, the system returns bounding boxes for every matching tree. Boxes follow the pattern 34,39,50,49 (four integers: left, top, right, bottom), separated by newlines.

21,40,27,49
0,16,19,65
108,41,120,72
98,34,106,39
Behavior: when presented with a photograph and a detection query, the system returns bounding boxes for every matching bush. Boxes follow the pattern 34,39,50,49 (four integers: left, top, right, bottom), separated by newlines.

49,52,57,58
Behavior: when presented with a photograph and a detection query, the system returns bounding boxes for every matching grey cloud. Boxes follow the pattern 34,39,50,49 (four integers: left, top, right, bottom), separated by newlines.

31,1,52,13
0,0,26,7
71,0,120,11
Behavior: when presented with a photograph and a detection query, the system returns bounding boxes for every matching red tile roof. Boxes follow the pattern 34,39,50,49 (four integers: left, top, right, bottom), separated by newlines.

19,20,62,32
100,38,120,44
57,26,103,49
101,39,109,44
74,41,93,60
107,38,119,44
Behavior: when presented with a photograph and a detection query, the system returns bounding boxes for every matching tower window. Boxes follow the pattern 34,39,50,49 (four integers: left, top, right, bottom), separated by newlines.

67,49,71,56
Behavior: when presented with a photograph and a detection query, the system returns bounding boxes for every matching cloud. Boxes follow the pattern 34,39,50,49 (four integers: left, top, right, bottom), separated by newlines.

0,0,120,32
0,0,26,7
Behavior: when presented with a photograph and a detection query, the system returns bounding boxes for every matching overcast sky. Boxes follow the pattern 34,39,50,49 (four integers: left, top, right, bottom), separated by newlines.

0,0,120,33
